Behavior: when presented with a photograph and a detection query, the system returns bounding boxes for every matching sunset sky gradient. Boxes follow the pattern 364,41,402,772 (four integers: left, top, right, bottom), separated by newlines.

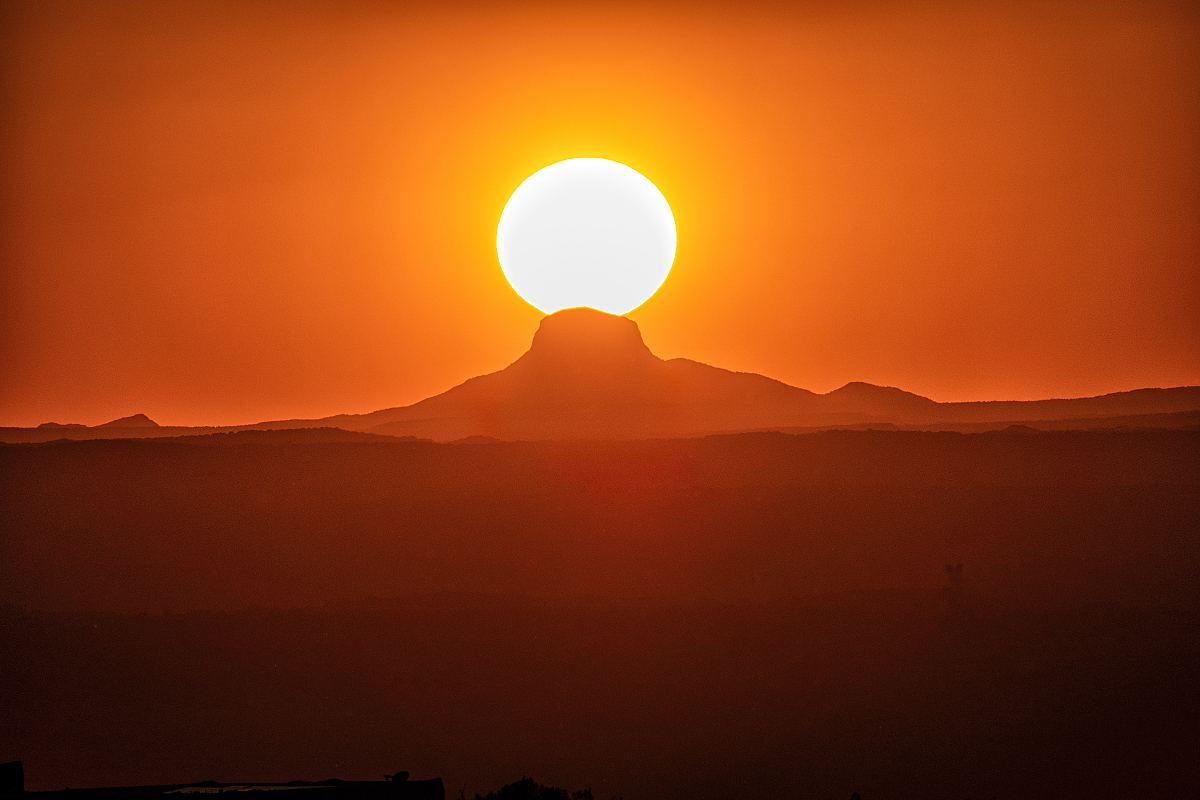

1,0,1197,426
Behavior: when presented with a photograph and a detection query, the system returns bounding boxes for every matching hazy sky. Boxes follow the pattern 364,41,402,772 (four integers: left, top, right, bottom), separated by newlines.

1,0,1198,426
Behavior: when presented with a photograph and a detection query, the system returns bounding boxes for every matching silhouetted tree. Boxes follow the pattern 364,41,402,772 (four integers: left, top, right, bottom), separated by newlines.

473,777,592,800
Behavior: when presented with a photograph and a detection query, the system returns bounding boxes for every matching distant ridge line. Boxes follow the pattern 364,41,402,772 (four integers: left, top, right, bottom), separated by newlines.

3,310,1198,442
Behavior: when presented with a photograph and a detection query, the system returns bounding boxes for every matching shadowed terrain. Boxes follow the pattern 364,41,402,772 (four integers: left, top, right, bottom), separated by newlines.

2,429,1198,798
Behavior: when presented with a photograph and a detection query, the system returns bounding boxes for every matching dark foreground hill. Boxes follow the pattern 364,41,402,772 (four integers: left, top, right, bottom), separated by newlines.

1,429,1198,798
2,429,1197,612
4,310,1199,442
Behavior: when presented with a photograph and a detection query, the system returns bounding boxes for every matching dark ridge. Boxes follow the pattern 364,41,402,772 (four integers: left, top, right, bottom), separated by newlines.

97,413,159,428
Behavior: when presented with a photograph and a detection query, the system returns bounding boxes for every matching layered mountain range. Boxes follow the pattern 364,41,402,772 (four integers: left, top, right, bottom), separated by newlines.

4,308,1199,442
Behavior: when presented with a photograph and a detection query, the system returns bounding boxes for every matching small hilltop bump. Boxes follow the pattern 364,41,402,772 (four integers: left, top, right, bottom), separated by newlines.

98,413,160,428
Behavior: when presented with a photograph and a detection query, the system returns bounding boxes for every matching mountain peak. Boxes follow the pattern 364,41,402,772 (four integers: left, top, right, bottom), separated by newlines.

523,308,654,369
828,381,932,400
98,413,159,428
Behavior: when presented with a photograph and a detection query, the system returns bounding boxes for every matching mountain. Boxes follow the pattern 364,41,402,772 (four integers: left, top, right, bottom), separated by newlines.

3,308,1199,443
308,309,828,440
97,413,159,428
292,309,1200,440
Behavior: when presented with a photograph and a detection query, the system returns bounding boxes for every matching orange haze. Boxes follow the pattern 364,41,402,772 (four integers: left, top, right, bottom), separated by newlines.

1,0,1198,426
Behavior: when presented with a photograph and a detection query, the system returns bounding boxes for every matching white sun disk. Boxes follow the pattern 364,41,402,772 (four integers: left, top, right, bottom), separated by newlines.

497,158,676,315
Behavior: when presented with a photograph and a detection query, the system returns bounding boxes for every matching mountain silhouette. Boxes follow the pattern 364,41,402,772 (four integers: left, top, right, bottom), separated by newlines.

97,413,159,428
280,309,1200,441
4,309,1199,442
306,309,831,440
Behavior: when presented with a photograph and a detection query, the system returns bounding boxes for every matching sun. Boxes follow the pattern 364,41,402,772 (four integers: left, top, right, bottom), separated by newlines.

496,158,676,315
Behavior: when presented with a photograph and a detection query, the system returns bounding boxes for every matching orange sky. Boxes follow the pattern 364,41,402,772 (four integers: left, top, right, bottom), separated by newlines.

1,0,1198,427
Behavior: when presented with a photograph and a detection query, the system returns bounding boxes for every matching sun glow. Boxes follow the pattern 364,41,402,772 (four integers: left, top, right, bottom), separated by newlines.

496,158,677,315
